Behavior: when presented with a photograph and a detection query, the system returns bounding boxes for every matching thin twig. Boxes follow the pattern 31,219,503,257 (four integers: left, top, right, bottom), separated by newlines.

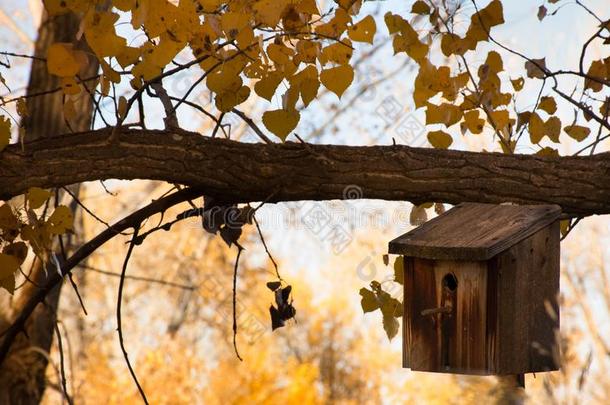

54,323,74,405
68,274,88,316
79,264,197,290
212,112,225,138
253,215,282,281
116,224,149,404
231,108,273,144
232,243,244,361
61,187,125,234
133,207,202,245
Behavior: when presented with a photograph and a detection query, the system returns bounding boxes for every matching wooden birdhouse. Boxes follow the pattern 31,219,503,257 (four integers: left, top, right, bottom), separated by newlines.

388,203,561,376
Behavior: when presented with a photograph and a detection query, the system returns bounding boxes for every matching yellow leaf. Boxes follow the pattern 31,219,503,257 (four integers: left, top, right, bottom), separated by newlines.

410,204,428,226
255,72,284,101
485,51,503,73
385,13,429,62
463,0,504,50
315,8,350,38
118,96,128,120
16,99,28,118
525,58,547,79
289,66,320,107
544,116,561,143
47,43,83,77
348,15,376,44
221,11,250,38
0,253,18,280
282,86,300,110
564,125,591,141
253,0,287,27
0,115,11,151
510,77,524,91
148,35,186,72
427,130,453,149
585,60,606,92
441,33,467,57
529,112,545,144
538,96,557,114
477,0,504,27
411,1,431,14
319,40,353,65
47,205,73,235
27,187,51,210
461,110,485,134
3,242,28,265
83,10,126,58
296,0,319,15
0,204,20,242
320,65,354,98
560,219,570,236
267,43,297,75
43,0,70,15
215,86,250,112
295,40,320,65
116,46,141,69
425,103,463,127
61,77,81,95
262,109,300,141
489,110,513,133
536,147,559,157
0,253,18,294
63,99,77,121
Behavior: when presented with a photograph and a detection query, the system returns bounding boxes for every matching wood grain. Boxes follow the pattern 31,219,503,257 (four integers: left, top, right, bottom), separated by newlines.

400,215,560,375
389,203,561,260
0,128,609,217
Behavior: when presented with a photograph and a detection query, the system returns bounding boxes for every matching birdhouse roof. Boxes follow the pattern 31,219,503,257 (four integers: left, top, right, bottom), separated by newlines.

388,203,561,261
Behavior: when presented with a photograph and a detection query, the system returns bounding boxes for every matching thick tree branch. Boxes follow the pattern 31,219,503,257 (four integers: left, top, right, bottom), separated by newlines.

1,127,609,216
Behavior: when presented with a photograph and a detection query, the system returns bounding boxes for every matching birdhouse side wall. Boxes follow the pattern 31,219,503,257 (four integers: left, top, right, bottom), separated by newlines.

487,221,560,374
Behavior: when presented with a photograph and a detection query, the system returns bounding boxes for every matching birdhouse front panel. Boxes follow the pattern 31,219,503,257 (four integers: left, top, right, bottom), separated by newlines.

403,258,488,374
390,203,562,376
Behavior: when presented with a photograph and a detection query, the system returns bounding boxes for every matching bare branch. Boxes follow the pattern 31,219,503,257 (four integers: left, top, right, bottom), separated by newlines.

116,224,149,404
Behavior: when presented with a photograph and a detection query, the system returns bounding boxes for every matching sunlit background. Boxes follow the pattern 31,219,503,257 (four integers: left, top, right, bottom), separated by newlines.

1,0,609,403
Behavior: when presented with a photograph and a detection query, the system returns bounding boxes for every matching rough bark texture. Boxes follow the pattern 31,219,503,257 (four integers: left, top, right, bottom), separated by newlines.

1,128,609,216
0,9,97,404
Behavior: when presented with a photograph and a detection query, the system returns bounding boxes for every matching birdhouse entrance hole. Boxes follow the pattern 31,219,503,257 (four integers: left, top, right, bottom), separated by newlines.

442,273,458,291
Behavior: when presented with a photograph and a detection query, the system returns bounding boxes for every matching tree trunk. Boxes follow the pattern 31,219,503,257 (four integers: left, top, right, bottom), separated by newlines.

1,128,609,216
0,8,97,404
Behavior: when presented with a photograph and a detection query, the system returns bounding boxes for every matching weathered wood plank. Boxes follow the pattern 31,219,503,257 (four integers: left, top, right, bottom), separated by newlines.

491,222,560,374
389,203,561,260
408,258,441,371
405,260,489,374
437,261,487,373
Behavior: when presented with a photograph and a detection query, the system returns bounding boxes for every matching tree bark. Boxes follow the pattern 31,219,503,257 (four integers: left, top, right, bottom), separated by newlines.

1,127,609,216
0,8,97,404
